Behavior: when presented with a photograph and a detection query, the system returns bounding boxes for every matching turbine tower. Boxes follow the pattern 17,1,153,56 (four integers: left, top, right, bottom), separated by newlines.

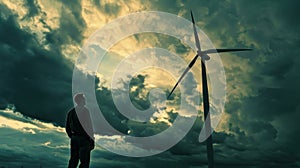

167,11,252,168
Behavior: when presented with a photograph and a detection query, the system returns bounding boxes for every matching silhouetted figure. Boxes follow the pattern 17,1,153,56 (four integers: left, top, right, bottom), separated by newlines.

66,93,94,168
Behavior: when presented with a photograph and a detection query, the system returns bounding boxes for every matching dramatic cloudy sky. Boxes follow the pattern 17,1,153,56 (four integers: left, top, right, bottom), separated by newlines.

1,0,300,167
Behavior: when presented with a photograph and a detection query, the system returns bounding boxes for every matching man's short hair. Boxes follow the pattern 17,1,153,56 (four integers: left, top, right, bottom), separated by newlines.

74,93,84,104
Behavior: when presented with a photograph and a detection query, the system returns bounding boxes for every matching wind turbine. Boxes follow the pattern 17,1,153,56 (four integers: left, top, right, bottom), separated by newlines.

167,11,252,168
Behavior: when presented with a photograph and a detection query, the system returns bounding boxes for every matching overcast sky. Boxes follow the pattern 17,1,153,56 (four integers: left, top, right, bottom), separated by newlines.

0,0,300,167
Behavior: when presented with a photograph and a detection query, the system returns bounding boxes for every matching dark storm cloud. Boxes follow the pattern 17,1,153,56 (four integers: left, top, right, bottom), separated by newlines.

129,74,149,110
24,0,40,18
0,2,85,125
222,0,300,163
230,1,300,166
46,0,86,46
94,74,170,136
91,0,121,16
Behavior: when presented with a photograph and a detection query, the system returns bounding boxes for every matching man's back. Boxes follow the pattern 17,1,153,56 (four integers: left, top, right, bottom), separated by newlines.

66,107,89,138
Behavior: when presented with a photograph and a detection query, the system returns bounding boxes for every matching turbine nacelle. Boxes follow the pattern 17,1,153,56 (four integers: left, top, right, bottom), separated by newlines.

197,50,210,61
200,54,210,61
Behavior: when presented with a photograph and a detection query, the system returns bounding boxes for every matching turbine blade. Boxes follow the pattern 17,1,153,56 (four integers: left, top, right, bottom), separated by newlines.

167,55,198,99
203,48,252,54
191,10,202,53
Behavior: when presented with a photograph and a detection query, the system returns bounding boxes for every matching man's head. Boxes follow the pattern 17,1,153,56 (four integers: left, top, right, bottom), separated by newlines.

74,93,86,106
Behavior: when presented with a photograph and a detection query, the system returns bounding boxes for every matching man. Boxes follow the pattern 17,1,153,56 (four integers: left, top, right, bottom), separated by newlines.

66,93,94,168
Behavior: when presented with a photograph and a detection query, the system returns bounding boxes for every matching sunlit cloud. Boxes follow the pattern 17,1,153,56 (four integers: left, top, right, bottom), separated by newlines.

0,109,65,133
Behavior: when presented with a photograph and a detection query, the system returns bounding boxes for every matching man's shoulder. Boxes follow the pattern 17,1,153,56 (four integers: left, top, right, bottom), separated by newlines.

67,108,76,115
75,106,89,113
